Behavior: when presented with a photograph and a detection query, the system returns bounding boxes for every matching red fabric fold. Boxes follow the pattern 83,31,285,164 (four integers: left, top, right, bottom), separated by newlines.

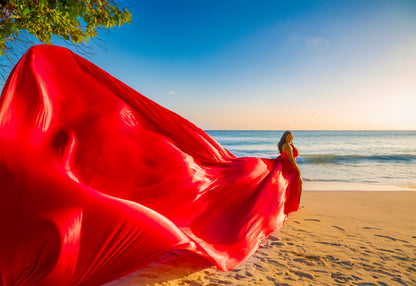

0,45,300,286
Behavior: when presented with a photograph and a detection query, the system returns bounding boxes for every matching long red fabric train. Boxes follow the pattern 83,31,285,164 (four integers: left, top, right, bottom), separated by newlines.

0,45,301,286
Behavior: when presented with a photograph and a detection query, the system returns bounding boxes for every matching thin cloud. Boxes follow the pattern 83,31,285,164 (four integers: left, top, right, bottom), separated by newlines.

305,36,329,48
168,91,175,94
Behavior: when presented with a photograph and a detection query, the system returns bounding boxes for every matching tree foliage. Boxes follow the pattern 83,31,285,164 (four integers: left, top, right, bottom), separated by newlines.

0,0,131,80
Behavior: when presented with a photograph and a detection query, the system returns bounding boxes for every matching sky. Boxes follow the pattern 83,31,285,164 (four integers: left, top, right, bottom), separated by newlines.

32,1,416,129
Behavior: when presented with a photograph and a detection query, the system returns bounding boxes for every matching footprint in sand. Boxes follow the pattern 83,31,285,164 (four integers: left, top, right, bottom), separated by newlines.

268,235,278,240
407,266,416,273
338,260,353,267
331,272,352,283
253,263,263,270
373,262,382,266
332,225,345,231
267,259,286,267
391,277,409,285
316,241,342,246
234,273,245,280
297,229,313,234
311,269,329,274
362,226,382,230
290,270,314,279
182,279,203,286
376,248,395,253
255,250,267,256
245,271,253,277
304,218,320,222
266,276,276,282
303,255,321,261
293,258,308,263
349,275,361,282
374,234,409,243
270,241,284,246
208,278,233,285
325,255,338,261
375,234,397,241
392,255,408,261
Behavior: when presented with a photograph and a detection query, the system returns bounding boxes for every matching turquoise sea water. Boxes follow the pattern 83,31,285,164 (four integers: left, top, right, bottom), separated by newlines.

206,130,416,188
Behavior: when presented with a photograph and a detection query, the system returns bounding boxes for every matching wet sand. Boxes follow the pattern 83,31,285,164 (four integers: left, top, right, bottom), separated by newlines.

105,190,416,286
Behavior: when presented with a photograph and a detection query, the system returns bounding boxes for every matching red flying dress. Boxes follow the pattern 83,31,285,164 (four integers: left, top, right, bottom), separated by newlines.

0,45,301,286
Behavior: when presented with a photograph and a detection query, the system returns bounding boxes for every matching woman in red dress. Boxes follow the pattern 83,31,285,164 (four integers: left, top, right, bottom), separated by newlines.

278,131,303,208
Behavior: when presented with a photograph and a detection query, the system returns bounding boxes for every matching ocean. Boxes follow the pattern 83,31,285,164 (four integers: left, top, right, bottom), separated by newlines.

205,130,416,188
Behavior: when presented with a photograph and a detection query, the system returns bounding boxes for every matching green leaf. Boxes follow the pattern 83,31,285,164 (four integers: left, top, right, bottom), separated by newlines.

22,7,31,16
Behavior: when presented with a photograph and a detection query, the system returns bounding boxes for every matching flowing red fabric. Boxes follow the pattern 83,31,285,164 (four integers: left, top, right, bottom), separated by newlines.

0,45,300,286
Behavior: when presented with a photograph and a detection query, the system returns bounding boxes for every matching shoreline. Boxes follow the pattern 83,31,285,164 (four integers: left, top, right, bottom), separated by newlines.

105,191,416,286
303,181,416,191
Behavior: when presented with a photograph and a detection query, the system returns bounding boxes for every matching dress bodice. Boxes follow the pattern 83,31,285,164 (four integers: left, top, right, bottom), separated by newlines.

281,143,299,159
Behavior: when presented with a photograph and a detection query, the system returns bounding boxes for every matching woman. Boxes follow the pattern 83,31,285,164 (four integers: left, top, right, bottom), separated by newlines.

278,131,303,205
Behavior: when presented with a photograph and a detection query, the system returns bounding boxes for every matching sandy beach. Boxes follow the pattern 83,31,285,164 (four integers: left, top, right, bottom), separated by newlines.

105,188,416,286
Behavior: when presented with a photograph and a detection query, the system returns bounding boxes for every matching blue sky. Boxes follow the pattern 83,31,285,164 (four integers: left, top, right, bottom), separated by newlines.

66,1,416,129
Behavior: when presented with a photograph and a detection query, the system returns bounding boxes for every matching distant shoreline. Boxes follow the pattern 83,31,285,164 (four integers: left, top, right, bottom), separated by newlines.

303,181,416,192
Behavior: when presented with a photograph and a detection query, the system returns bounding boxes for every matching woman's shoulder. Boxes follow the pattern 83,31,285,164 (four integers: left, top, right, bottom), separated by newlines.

281,142,292,154
282,142,292,150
